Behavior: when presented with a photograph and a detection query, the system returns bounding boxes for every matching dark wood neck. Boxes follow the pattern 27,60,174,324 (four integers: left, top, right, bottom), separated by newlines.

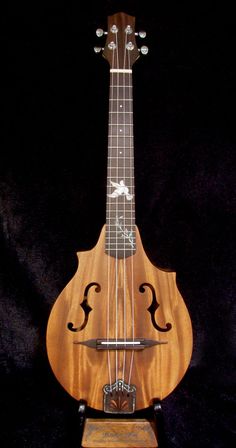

105,70,136,259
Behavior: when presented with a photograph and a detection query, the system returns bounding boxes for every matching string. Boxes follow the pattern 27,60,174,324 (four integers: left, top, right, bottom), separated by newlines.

122,32,128,385
106,27,136,390
106,46,117,388
115,30,119,389
127,49,135,386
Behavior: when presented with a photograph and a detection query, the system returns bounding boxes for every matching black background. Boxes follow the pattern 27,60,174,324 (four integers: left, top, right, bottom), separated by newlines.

0,1,235,446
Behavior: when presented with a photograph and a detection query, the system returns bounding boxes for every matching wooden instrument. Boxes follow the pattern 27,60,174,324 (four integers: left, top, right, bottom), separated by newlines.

46,12,193,414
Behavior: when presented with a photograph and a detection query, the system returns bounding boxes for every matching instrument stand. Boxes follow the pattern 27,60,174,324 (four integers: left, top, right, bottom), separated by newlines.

78,399,166,448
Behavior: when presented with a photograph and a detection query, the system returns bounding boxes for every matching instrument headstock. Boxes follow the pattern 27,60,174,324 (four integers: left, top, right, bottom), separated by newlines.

95,12,148,69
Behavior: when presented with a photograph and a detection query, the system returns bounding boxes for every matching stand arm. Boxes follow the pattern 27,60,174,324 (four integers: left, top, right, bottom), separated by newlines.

78,399,87,448
153,399,167,448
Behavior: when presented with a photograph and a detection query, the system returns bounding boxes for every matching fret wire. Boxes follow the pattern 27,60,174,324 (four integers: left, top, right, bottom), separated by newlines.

106,203,135,205
106,237,136,239
108,165,134,167
105,247,136,249
106,234,135,237
107,168,133,169
106,206,135,208
105,246,136,248
106,236,136,238
106,202,135,204
106,234,136,236
107,164,134,166
106,214,135,216
107,177,134,180
107,215,135,217
105,229,135,232
106,211,135,213
106,210,135,213
107,227,135,233
107,162,134,164
109,110,132,112
110,72,132,76
106,207,135,209
106,241,136,243
107,169,135,173
106,221,135,223
107,227,136,233
106,203,135,206
105,246,136,249
109,99,131,101
106,225,135,227
107,216,135,218
105,242,136,245
106,240,136,242
107,163,134,165
106,214,135,217
107,166,134,169
106,230,135,239
105,250,136,252
107,168,134,171
109,121,133,125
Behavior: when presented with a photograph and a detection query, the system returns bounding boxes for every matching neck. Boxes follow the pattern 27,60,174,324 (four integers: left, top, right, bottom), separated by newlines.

105,69,136,259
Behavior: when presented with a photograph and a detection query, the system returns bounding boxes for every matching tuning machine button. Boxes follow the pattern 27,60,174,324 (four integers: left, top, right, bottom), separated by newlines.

135,30,147,38
94,46,103,53
140,45,149,55
96,28,108,37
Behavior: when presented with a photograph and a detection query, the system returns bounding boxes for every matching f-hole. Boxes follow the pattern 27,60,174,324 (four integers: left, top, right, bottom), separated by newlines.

139,282,172,332
67,282,101,332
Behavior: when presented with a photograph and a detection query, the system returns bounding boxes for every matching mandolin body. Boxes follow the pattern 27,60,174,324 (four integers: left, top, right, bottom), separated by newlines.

46,225,192,411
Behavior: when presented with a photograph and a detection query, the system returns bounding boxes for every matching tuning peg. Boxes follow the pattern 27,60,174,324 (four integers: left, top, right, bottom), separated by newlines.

96,28,108,37
135,31,147,38
94,46,103,53
140,45,149,55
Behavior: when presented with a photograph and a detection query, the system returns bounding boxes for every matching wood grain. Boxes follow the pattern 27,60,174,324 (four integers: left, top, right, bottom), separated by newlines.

46,226,193,410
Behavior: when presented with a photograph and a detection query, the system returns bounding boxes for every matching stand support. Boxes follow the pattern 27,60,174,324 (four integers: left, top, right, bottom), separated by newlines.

78,399,166,448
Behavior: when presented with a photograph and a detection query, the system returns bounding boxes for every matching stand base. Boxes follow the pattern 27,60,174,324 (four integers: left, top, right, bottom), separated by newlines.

81,418,158,448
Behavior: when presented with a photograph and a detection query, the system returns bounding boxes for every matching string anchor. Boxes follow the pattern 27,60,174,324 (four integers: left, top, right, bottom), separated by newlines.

103,379,136,414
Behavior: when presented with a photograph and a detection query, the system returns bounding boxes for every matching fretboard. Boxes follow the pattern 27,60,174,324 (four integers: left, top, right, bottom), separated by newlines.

105,71,136,259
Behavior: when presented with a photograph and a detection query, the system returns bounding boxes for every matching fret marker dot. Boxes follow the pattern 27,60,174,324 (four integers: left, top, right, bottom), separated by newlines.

120,104,123,108
119,129,122,133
